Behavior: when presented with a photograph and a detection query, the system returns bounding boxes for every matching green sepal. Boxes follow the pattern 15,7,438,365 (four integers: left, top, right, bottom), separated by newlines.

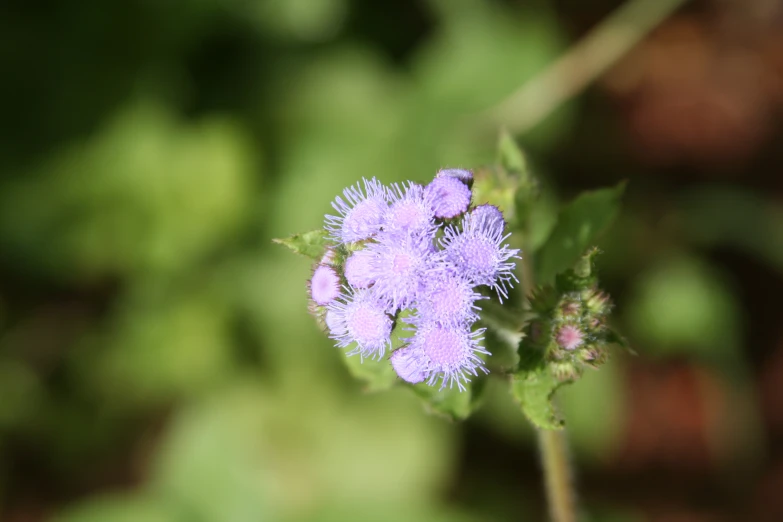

409,376,488,422
536,181,626,284
272,229,330,260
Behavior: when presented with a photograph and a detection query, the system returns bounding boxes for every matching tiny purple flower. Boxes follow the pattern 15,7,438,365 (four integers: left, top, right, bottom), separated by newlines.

436,168,473,185
390,346,429,384
367,232,440,311
417,271,484,325
409,321,489,390
384,182,436,236
327,288,392,359
441,212,520,301
470,204,505,227
309,265,341,306
425,176,472,219
325,177,388,244
556,324,584,351
344,249,376,289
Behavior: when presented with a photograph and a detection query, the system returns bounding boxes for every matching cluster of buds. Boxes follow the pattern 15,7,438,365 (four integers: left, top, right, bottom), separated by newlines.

522,249,615,382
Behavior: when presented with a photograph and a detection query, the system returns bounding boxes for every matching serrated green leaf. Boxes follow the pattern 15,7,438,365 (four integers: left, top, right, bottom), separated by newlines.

272,229,329,260
536,182,626,284
410,377,487,421
510,367,565,430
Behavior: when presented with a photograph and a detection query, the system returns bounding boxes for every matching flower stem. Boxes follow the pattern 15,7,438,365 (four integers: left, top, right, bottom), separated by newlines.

539,427,577,522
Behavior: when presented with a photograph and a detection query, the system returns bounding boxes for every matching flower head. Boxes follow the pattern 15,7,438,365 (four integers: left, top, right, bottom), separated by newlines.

384,182,436,236
367,232,440,311
309,265,341,306
325,177,388,244
327,288,392,359
436,168,473,186
470,204,504,227
556,324,584,351
344,249,376,289
416,271,484,325
441,212,520,301
425,176,471,219
408,321,488,390
390,346,429,384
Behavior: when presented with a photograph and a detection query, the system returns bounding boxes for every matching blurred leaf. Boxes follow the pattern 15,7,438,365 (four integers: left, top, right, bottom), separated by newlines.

150,389,267,522
482,326,520,373
75,286,234,409
559,358,625,460
0,358,43,429
273,229,329,260
626,255,740,363
53,494,181,522
680,186,783,275
342,355,398,392
0,100,257,280
246,0,348,42
497,129,527,175
410,377,487,421
480,300,525,372
536,182,626,284
511,367,565,430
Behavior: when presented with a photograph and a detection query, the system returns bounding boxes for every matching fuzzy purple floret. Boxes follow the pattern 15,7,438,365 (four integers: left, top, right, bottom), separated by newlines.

407,321,488,391
366,232,442,312
416,271,484,326
470,204,504,226
325,177,388,244
344,249,376,289
441,212,520,301
327,288,392,359
390,346,428,384
384,182,437,236
436,168,473,185
425,176,472,219
310,265,341,306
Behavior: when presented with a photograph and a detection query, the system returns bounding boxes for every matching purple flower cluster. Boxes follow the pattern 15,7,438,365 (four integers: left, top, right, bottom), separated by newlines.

309,169,520,390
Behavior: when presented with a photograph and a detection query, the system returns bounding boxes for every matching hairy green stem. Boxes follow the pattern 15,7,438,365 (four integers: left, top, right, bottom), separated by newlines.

539,428,576,522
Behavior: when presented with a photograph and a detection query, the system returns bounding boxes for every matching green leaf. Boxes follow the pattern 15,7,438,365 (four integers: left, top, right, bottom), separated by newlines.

342,354,398,392
479,300,525,372
511,367,565,430
272,229,329,260
410,377,487,421
536,182,626,284
497,129,527,174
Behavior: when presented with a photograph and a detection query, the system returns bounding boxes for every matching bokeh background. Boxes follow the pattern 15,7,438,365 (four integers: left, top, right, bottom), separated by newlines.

1,0,782,521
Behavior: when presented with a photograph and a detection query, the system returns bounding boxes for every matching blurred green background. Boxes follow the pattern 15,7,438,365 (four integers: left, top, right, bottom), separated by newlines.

1,0,782,521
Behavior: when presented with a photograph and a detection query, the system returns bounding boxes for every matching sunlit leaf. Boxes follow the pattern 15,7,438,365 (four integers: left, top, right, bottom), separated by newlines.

510,366,565,430
273,229,330,260
536,182,626,284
